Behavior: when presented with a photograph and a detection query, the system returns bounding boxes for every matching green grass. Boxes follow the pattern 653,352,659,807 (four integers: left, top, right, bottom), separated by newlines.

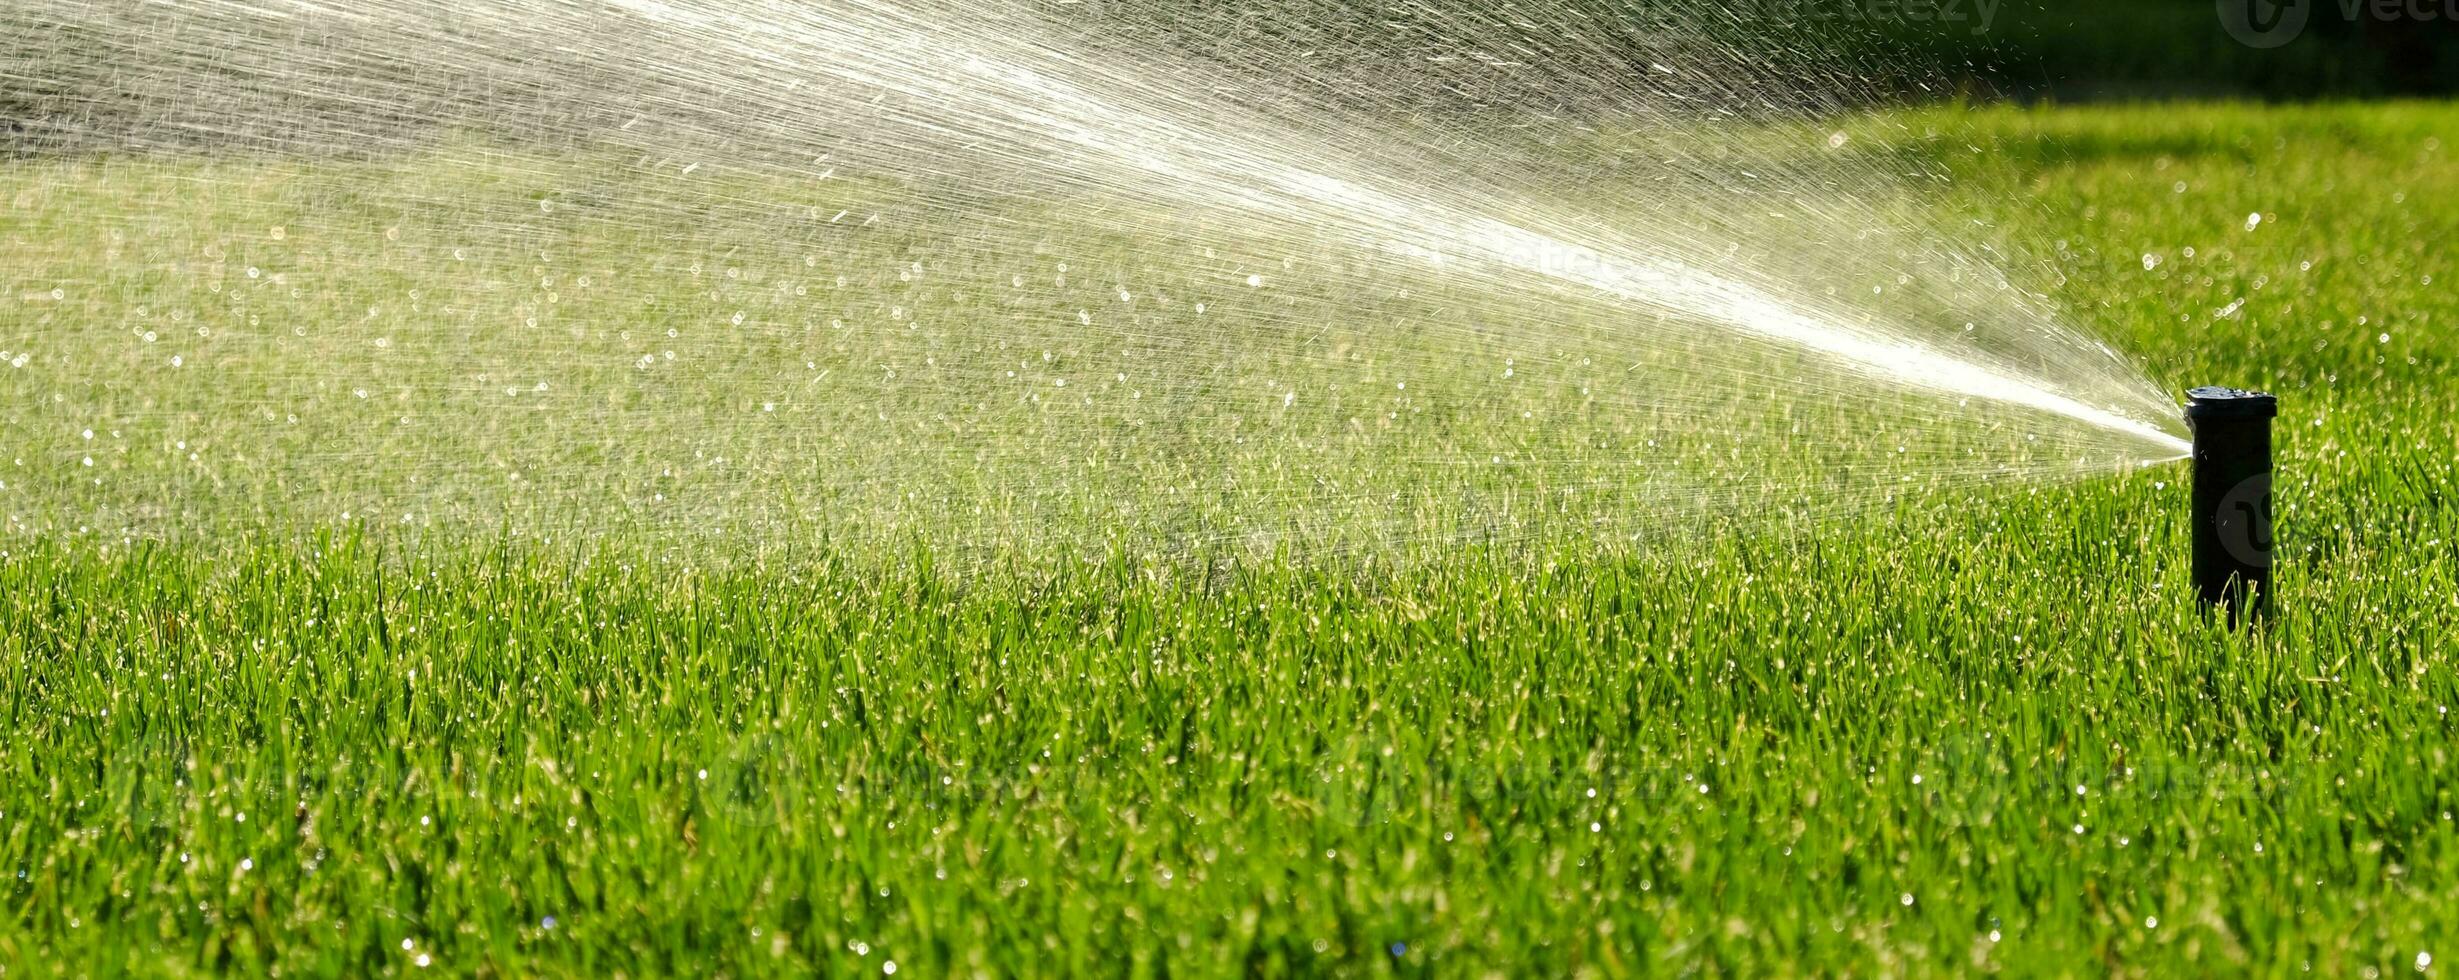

3,101,2457,975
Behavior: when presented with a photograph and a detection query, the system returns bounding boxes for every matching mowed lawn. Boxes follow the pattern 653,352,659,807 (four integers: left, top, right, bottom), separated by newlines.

2,102,2455,975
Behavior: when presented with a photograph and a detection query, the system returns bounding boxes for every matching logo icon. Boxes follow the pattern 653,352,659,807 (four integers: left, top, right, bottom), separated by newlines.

2218,0,2310,48
2216,473,2273,569
701,732,806,828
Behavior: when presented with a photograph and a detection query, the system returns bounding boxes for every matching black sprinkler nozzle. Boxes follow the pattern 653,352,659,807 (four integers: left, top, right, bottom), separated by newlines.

2185,386,2276,622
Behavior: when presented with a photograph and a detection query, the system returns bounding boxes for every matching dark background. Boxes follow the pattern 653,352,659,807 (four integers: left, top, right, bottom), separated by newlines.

8,0,2457,150
1885,0,2459,99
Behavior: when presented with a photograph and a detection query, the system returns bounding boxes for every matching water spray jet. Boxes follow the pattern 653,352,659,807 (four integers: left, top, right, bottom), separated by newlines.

0,0,2200,558
2185,386,2276,622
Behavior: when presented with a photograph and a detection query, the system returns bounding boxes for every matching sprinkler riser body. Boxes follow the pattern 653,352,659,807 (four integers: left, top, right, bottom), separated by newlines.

2185,387,2276,623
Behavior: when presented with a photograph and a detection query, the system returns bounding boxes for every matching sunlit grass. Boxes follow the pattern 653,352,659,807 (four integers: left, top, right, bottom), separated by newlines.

1,102,2455,975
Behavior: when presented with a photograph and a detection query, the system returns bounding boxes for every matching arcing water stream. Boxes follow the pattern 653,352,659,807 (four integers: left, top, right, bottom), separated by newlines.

0,0,2186,562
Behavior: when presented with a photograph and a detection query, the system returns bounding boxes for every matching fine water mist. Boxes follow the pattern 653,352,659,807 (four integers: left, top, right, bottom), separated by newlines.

0,0,2187,563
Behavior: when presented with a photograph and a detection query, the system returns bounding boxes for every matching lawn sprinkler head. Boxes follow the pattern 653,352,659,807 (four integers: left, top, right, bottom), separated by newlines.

2185,386,2277,623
